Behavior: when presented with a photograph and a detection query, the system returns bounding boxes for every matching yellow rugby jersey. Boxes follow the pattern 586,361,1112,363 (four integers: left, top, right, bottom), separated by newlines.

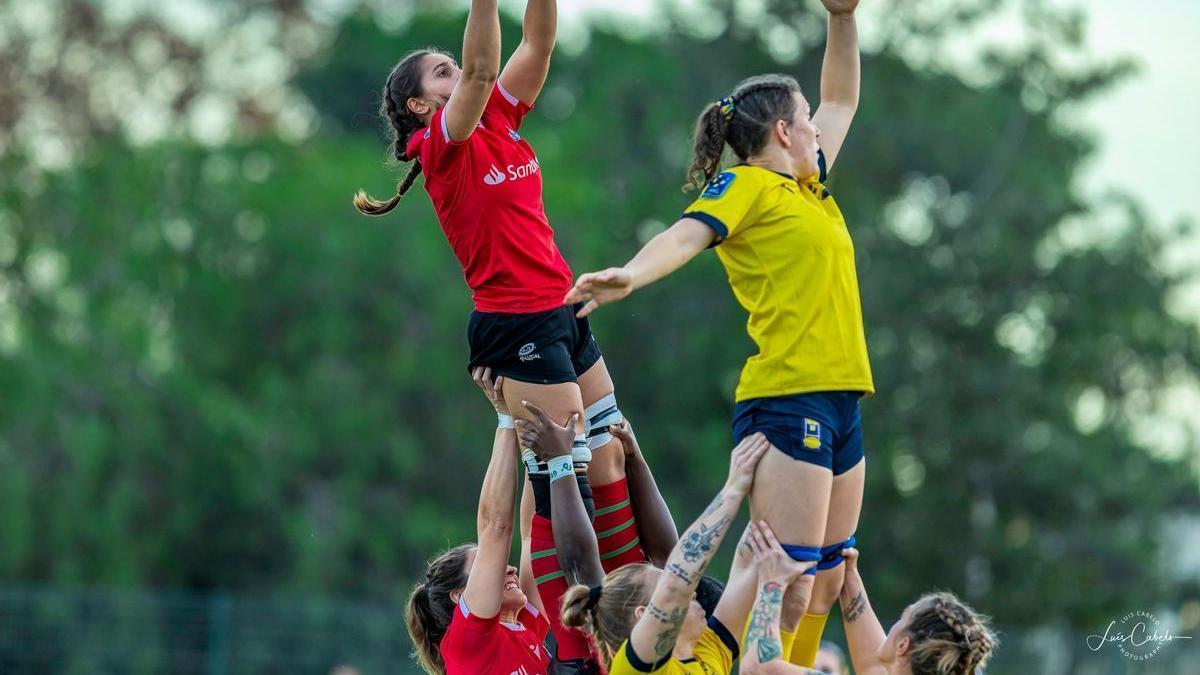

682,157,874,401
609,620,738,675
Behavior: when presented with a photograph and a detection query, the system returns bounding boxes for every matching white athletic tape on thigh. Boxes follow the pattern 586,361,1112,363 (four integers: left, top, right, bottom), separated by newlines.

584,393,622,450
571,434,592,463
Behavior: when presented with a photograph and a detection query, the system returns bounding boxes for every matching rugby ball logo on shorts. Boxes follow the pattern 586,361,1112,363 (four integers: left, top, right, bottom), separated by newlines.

803,418,822,450
518,343,541,362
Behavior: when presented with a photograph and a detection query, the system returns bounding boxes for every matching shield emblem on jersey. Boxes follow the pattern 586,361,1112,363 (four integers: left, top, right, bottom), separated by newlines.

508,128,522,142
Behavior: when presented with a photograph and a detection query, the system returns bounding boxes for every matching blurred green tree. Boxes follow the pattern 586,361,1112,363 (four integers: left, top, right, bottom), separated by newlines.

0,3,1197,673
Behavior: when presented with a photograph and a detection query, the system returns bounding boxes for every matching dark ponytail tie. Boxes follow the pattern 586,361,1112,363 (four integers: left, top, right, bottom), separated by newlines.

584,585,603,610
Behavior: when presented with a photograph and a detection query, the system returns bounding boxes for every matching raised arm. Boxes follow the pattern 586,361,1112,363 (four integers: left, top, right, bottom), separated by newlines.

741,522,822,675
611,422,678,567
462,367,521,618
837,548,888,675
518,478,545,614
810,0,861,171
499,0,556,104
444,0,501,142
519,402,605,587
564,217,716,318
627,434,770,664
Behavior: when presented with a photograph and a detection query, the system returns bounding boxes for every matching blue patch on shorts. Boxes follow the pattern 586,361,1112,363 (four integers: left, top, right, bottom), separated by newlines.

732,391,866,475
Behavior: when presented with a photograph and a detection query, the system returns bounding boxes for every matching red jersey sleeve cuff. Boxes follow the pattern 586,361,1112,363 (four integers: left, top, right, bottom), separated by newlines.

456,598,500,631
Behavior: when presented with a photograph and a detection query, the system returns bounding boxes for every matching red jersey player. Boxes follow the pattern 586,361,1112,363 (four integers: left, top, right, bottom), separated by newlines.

406,370,552,675
355,2,654,670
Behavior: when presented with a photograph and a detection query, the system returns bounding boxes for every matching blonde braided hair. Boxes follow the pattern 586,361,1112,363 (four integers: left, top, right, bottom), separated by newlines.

906,592,998,674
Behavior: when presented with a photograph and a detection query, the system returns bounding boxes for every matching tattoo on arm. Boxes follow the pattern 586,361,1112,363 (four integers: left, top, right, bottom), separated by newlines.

665,563,695,586
747,581,785,663
680,516,730,565
645,603,688,659
842,590,867,623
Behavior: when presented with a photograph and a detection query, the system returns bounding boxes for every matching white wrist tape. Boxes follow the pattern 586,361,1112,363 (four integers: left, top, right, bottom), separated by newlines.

547,455,574,483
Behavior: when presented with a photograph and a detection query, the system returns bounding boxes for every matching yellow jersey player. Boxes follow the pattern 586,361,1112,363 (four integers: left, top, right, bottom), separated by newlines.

564,1,868,668
559,435,786,675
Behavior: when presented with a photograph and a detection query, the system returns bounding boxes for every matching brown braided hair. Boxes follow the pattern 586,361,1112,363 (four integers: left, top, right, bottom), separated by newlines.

684,74,803,191
405,543,474,675
905,592,998,675
353,48,453,216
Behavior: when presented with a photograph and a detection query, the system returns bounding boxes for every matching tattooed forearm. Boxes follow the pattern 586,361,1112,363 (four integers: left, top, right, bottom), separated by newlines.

757,627,784,663
842,589,867,623
680,515,730,564
665,563,695,585
747,581,785,663
646,602,687,624
646,603,688,658
636,485,744,660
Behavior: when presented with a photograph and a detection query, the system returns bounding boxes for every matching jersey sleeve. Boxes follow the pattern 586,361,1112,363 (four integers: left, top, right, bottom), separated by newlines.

439,599,501,669
608,640,679,675
690,618,739,675
518,603,551,642
681,170,762,244
487,81,533,130
418,107,469,179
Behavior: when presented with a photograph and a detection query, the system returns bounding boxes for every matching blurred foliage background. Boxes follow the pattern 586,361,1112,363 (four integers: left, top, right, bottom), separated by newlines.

0,0,1198,672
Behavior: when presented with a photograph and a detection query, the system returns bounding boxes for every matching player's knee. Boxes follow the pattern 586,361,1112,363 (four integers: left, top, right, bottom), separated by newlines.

808,565,845,613
782,575,817,628
585,439,625,484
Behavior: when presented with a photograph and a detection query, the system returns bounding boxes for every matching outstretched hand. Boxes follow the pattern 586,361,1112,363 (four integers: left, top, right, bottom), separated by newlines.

515,401,578,461
563,267,634,318
726,433,770,494
748,520,818,583
471,367,508,414
820,0,860,15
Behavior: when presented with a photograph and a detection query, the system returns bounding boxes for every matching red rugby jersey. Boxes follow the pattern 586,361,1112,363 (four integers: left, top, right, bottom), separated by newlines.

407,83,572,314
440,599,551,675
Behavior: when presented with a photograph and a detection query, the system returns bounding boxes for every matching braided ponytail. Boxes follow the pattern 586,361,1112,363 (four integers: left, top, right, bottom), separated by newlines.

685,102,733,191
683,74,803,192
905,592,998,675
353,48,449,216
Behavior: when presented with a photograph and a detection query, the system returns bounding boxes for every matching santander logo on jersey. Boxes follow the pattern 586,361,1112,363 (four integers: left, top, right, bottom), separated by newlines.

482,157,541,186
